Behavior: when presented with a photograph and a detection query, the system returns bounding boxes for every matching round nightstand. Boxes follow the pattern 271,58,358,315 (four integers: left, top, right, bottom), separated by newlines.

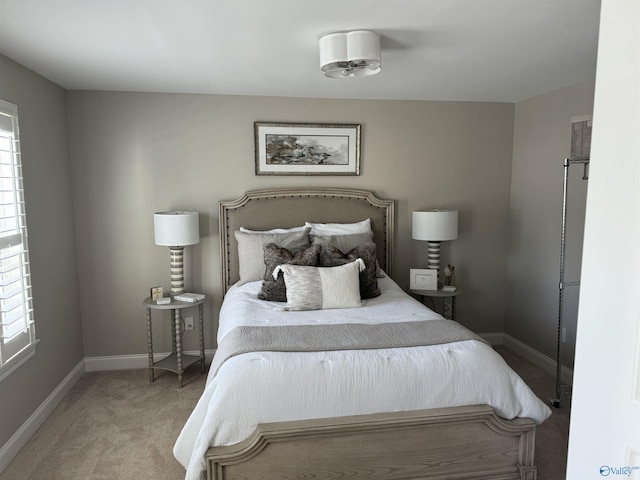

410,288,461,320
143,296,206,387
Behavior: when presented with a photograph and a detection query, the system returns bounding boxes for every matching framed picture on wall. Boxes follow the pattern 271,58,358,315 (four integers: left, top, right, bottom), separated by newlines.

254,122,360,176
409,269,438,291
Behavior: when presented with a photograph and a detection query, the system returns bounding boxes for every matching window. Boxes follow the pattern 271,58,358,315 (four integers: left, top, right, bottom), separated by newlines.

0,98,36,381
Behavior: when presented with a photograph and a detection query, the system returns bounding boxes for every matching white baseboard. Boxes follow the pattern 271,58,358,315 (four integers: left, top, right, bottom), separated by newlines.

84,349,216,372
502,333,574,385
0,359,86,473
479,332,573,384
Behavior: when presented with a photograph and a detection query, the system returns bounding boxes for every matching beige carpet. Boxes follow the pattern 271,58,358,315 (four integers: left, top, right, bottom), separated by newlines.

1,347,570,480
0,367,206,480
496,346,571,480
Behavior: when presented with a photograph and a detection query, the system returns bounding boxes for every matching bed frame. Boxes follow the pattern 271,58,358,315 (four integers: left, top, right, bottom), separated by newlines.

211,187,538,480
219,187,394,293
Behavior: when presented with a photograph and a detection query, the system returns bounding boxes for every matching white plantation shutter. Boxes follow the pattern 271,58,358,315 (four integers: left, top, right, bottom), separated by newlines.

0,98,36,379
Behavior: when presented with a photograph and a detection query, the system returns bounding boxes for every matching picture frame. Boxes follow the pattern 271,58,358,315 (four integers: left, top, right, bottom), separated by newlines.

150,286,163,301
410,269,438,291
254,122,360,176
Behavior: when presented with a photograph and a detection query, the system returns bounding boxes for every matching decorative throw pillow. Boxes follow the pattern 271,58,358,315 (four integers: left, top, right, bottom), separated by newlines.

304,218,371,236
235,227,311,285
258,243,321,302
274,260,365,311
311,231,384,278
318,242,381,299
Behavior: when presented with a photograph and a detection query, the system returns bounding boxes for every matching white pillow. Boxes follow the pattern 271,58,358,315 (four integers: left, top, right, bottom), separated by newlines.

240,226,307,234
304,219,371,236
274,260,365,311
234,228,311,284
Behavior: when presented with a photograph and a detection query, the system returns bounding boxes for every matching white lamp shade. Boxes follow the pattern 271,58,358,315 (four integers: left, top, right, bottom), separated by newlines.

319,30,381,78
319,32,348,65
412,210,458,241
154,211,200,246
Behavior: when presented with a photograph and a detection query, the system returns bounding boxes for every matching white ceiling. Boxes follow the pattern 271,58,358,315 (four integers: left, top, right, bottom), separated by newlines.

0,0,601,103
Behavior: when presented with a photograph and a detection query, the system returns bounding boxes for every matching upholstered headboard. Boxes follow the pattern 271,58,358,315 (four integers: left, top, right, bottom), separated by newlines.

219,188,395,293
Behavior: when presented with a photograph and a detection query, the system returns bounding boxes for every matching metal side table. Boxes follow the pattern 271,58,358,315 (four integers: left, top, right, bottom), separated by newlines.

410,288,462,320
143,296,205,387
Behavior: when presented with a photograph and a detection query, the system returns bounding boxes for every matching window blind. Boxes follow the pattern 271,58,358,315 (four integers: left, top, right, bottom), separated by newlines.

0,98,36,376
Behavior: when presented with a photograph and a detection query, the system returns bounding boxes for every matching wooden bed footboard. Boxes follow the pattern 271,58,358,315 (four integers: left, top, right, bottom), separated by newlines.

206,404,537,480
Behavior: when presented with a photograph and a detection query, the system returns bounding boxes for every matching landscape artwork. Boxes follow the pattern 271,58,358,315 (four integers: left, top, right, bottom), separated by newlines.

266,134,348,166
255,122,360,175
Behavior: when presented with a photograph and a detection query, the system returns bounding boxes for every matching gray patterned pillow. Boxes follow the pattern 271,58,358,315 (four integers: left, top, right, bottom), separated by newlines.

235,227,311,285
275,261,364,311
311,232,384,278
258,243,321,302
319,242,380,299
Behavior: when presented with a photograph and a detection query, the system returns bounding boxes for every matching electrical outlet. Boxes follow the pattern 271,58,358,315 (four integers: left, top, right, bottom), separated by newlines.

184,316,194,331
561,327,567,343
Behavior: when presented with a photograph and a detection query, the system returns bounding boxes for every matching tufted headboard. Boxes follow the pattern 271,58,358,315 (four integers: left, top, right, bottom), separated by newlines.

218,187,395,294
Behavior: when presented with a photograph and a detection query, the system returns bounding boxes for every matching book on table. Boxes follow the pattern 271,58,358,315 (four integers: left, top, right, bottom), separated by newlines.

174,293,205,302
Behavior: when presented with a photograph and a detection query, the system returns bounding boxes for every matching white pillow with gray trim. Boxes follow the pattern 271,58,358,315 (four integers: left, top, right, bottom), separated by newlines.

273,260,365,311
304,219,371,236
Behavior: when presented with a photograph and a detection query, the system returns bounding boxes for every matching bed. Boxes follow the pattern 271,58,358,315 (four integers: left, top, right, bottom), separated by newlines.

174,187,551,480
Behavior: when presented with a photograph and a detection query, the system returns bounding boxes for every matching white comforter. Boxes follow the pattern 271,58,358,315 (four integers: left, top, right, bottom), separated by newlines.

174,275,551,480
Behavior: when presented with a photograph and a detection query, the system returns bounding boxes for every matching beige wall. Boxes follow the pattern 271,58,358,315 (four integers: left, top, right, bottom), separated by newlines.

507,81,595,369
0,55,83,448
66,92,516,356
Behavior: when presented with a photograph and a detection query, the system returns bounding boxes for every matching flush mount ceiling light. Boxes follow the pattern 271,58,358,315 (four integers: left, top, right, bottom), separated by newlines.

319,30,381,78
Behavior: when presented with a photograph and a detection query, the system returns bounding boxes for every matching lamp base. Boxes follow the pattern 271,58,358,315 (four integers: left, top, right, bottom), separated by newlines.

169,246,185,295
426,241,442,287
426,241,441,270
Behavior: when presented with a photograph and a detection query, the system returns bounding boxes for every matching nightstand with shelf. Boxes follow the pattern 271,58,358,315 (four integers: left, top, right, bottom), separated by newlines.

411,288,461,321
143,296,206,387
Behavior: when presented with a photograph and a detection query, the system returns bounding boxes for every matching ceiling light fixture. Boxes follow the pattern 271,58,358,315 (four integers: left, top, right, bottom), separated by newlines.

319,30,381,78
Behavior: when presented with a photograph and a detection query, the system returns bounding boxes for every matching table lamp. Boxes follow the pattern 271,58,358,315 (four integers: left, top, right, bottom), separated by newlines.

412,209,458,277
153,211,199,295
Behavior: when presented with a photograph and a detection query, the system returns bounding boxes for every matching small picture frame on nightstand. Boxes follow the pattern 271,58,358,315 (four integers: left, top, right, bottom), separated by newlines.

410,269,438,291
150,286,163,301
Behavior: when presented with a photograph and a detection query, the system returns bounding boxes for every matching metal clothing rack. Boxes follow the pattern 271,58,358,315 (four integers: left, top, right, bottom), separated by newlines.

551,157,589,408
